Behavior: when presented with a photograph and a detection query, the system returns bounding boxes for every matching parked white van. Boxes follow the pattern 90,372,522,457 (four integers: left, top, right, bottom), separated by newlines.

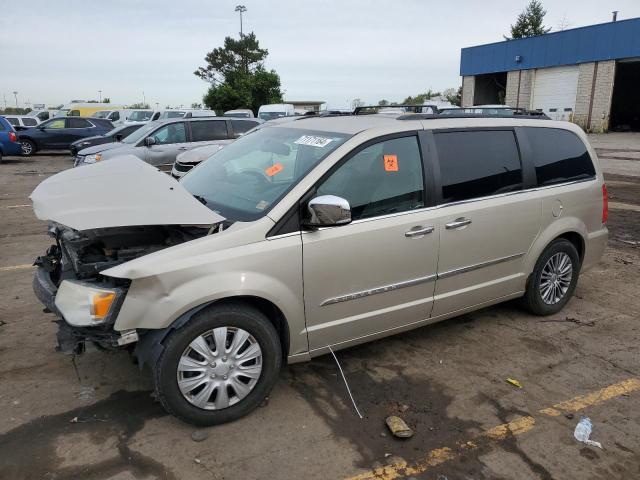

258,103,295,121
124,110,161,125
158,109,217,120
92,109,132,126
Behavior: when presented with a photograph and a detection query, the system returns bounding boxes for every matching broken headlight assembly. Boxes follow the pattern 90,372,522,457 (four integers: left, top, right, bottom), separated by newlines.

54,280,125,327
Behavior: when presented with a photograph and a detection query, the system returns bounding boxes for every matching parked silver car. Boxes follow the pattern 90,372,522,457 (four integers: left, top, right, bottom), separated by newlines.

74,117,257,169
31,114,607,425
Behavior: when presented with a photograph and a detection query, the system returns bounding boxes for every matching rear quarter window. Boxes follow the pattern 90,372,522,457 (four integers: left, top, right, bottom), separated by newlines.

525,127,596,186
434,130,522,203
23,118,38,126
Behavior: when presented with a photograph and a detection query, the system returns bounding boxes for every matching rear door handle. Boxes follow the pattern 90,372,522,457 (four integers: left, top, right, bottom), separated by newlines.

405,226,434,238
178,146,188,151
445,217,472,230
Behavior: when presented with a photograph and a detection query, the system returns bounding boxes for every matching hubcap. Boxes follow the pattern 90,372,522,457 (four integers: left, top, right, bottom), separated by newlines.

21,141,32,155
539,252,573,305
177,327,262,410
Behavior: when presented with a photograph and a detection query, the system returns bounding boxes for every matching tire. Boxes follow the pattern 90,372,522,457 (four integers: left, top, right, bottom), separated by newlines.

0,150,3,163
153,303,282,425
21,139,36,157
522,239,580,315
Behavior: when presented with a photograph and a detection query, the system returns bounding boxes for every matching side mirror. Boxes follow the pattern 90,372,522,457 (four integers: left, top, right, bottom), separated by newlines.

145,136,156,147
115,134,123,141
304,195,351,228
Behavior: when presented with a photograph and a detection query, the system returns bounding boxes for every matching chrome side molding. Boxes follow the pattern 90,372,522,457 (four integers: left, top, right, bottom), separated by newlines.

320,274,437,306
320,252,525,306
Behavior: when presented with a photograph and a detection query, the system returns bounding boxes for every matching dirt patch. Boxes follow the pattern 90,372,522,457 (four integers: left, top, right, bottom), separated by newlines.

0,390,172,480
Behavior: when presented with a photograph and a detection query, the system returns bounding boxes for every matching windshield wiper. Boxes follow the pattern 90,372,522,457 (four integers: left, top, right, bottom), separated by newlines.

192,194,208,206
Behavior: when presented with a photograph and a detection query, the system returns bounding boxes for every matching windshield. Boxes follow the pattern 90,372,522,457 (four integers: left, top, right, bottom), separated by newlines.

181,126,351,221
258,112,285,121
122,122,159,144
93,110,110,118
128,110,153,121
159,111,185,119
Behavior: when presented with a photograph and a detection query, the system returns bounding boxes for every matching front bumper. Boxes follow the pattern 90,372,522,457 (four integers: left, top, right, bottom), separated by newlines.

33,266,135,353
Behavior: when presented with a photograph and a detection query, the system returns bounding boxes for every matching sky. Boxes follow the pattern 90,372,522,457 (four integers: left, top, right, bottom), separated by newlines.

2,0,640,110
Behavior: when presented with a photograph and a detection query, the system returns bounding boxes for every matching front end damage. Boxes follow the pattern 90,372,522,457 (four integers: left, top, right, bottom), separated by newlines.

33,222,212,353
29,156,226,354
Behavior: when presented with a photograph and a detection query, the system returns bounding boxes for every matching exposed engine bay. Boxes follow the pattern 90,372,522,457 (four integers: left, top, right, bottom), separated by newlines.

35,223,222,286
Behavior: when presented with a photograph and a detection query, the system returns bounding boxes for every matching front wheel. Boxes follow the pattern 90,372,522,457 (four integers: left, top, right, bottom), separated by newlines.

522,239,580,315
21,139,36,157
153,303,282,425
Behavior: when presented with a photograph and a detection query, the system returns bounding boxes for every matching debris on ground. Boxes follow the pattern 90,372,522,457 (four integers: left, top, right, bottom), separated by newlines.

0,320,6,327
385,415,414,438
565,413,574,420
191,429,210,442
540,316,596,327
574,417,603,449
506,378,523,388
194,458,201,464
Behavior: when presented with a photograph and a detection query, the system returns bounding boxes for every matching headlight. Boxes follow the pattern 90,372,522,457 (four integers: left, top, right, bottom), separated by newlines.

55,280,125,326
82,153,102,164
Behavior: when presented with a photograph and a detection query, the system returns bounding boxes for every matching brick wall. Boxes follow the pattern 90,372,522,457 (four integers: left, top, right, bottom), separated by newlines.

461,76,475,107
505,70,533,109
573,60,616,132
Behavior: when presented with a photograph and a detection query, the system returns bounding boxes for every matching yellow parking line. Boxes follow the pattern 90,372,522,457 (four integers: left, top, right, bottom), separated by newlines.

345,378,639,480
0,264,33,272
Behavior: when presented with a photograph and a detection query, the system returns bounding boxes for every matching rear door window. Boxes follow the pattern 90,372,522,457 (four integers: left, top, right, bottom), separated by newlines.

6,118,19,126
434,130,522,203
524,127,596,186
190,120,229,141
231,119,260,136
67,118,92,128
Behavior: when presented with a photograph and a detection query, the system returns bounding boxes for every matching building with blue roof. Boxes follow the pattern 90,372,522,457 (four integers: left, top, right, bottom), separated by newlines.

459,16,640,132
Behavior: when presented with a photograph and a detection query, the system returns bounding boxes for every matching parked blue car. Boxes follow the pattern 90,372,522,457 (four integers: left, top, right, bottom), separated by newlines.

0,116,22,162
18,117,113,156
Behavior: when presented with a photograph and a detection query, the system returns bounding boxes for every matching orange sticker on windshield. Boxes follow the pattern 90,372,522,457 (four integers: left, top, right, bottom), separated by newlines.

384,155,398,172
265,163,284,176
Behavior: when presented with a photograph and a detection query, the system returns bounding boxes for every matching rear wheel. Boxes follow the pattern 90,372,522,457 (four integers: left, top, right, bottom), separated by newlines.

153,303,282,425
523,239,580,315
21,139,36,157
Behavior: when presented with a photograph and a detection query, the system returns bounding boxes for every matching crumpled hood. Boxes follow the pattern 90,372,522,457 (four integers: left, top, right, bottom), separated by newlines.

77,141,127,156
30,155,224,231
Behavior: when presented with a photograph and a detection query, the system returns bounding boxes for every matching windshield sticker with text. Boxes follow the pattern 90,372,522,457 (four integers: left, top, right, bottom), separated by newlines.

294,135,334,148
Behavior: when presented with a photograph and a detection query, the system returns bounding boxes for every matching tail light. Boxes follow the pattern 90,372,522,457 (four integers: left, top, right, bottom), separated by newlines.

8,132,17,142
602,183,608,223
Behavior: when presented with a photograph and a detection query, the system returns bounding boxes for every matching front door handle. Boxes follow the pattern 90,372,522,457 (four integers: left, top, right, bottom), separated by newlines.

445,217,472,230
405,226,434,238
178,146,188,151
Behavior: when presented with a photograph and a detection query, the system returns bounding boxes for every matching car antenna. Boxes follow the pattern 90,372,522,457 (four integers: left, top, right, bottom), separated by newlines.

327,344,363,419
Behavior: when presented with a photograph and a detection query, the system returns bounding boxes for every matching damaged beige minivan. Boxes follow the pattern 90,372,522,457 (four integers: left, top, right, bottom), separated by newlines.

31,114,608,425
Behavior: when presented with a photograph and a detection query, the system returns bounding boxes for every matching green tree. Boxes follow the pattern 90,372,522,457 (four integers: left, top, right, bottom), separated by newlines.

506,0,551,39
443,86,462,107
377,99,389,106
402,89,440,105
128,102,150,109
195,32,282,114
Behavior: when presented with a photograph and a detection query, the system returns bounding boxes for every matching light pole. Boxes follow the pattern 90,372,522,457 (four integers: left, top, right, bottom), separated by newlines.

98,90,102,102
155,102,159,110
143,91,146,107
13,91,18,108
235,5,246,36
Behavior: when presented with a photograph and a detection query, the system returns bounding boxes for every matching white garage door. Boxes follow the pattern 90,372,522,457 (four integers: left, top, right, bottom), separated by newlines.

531,66,579,121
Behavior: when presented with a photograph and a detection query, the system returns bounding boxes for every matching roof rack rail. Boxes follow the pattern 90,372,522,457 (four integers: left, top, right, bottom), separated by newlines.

396,112,551,120
353,105,437,115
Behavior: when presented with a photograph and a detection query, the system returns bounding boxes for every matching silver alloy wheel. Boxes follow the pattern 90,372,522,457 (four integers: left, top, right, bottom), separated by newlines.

21,141,33,155
539,252,573,305
177,327,263,410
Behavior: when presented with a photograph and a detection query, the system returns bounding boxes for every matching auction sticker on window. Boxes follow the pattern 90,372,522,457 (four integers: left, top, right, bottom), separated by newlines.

384,154,398,172
294,135,333,148
265,163,284,176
